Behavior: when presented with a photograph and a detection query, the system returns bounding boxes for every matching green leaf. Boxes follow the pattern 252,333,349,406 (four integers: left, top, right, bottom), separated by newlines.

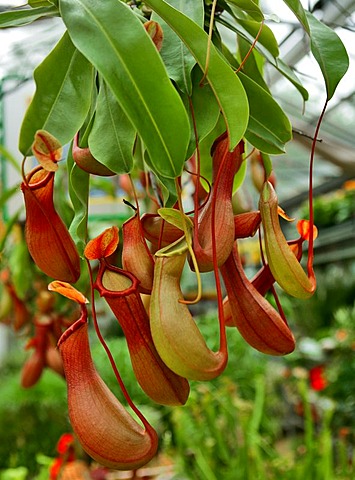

227,0,264,21
0,5,57,28
183,66,221,159
19,31,94,155
0,145,21,173
283,3,349,100
199,114,226,184
237,37,270,92
152,0,204,94
9,239,33,299
158,207,193,231
67,148,90,254
282,0,310,34
29,0,53,7
88,81,136,174
155,236,188,257
146,0,249,151
218,16,309,101
306,11,349,101
238,72,292,154
60,0,190,179
0,209,21,254
233,157,247,192
274,58,309,101
219,18,308,100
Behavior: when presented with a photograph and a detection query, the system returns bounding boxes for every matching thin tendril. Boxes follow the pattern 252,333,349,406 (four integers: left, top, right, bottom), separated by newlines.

175,178,202,305
200,0,218,86
307,100,328,282
85,258,151,429
236,20,264,73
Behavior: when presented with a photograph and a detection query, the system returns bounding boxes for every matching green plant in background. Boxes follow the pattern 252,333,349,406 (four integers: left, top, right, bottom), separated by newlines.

300,186,355,229
0,0,351,475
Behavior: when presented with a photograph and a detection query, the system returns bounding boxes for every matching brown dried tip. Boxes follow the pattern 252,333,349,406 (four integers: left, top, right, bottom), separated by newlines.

144,20,164,51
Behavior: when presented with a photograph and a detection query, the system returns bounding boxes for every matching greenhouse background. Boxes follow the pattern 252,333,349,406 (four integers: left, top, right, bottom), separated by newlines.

0,0,355,479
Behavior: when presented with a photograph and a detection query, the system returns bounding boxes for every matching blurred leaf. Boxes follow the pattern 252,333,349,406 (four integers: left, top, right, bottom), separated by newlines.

0,185,20,211
60,0,190,179
19,31,94,155
152,0,204,94
0,209,21,254
88,81,136,174
306,11,349,100
146,0,249,150
238,72,292,153
0,145,21,174
8,236,33,299
0,5,57,28
0,467,28,480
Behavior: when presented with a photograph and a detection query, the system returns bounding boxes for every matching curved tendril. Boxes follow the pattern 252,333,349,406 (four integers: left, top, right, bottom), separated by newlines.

143,171,160,208
187,93,211,245
157,218,166,251
258,213,288,325
21,156,28,184
85,258,150,429
128,173,140,212
308,100,328,281
175,178,202,305
236,20,264,73
200,0,218,86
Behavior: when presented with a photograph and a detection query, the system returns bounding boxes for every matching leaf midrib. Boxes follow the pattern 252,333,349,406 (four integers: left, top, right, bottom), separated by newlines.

73,0,176,175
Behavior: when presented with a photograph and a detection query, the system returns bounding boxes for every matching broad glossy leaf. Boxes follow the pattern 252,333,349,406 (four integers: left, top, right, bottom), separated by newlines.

67,148,90,255
199,115,226,183
152,0,204,94
183,66,221,159
275,58,308,101
282,0,310,34
19,31,93,155
0,145,21,173
226,0,263,21
88,81,136,174
60,0,190,179
238,72,292,154
238,37,270,92
306,11,349,100
0,5,57,28
29,0,53,6
146,0,249,150
218,16,309,101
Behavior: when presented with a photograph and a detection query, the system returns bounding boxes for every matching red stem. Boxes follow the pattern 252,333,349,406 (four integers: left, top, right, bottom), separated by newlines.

307,100,328,278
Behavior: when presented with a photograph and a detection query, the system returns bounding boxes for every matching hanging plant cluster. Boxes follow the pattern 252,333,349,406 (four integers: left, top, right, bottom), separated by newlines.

0,0,349,472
